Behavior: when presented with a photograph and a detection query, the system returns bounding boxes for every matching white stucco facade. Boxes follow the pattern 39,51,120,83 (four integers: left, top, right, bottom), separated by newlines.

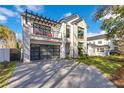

22,11,87,62
60,17,87,58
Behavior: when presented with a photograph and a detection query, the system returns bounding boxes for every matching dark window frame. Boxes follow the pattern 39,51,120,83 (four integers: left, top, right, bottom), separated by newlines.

30,44,60,60
66,25,70,38
33,23,51,37
98,41,102,44
78,27,84,39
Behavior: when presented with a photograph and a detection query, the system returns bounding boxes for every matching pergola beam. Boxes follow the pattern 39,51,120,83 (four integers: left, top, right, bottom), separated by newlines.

23,10,60,26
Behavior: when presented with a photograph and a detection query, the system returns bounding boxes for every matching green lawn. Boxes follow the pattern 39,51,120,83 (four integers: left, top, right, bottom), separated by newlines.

0,61,16,88
78,55,124,77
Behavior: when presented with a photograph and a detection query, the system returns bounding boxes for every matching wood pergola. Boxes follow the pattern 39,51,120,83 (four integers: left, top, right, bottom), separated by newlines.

21,10,60,27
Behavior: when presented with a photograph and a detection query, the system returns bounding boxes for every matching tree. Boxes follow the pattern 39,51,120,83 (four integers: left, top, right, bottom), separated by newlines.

93,5,124,54
16,39,23,49
0,25,17,48
0,25,9,47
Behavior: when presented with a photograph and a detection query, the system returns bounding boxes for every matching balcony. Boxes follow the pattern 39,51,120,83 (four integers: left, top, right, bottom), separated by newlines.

30,28,62,44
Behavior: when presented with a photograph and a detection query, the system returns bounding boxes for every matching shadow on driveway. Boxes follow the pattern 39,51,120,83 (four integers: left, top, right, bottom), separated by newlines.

7,59,116,88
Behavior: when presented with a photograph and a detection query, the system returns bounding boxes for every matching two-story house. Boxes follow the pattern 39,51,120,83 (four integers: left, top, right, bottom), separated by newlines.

87,34,115,56
22,10,87,62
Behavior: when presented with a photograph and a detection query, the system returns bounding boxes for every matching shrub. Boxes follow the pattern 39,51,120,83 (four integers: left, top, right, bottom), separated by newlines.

65,56,71,60
78,54,92,65
79,54,88,59
1,61,10,68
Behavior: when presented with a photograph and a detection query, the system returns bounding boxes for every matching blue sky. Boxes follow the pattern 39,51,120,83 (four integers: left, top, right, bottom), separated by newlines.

0,5,105,40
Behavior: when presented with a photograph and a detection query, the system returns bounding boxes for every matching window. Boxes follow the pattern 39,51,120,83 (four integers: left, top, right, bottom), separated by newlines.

78,27,84,39
78,42,83,48
98,41,102,44
65,43,70,56
78,42,83,55
33,23,51,37
100,48,104,52
66,25,70,38
97,47,104,52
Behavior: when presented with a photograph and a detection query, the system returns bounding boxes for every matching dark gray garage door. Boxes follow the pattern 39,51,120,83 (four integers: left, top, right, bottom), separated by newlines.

30,44,60,60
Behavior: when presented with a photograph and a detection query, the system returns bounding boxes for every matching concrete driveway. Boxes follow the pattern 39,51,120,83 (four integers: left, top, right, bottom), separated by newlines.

7,59,116,88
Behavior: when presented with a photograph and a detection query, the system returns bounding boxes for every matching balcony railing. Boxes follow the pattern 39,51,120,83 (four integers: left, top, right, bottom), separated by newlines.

32,28,62,40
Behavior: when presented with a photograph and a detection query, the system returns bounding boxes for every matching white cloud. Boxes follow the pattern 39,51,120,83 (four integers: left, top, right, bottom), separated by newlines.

87,30,106,37
0,14,7,23
25,5,44,12
0,14,7,21
0,7,18,17
14,5,24,12
64,12,72,17
14,5,44,13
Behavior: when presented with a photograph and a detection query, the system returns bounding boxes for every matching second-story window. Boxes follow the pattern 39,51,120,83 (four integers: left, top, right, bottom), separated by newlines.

33,23,51,37
78,27,84,39
78,42,83,48
98,41,102,44
66,25,70,38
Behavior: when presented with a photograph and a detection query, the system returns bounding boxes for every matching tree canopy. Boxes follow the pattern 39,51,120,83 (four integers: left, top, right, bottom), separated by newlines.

93,5,124,54
0,25,17,48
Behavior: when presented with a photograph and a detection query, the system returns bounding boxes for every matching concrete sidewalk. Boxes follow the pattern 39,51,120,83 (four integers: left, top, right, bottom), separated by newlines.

7,59,116,88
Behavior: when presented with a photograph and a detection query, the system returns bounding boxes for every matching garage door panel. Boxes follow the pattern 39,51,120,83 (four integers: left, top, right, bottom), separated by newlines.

30,44,60,60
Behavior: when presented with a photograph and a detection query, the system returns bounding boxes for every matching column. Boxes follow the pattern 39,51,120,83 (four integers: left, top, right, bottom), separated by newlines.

60,23,66,58
22,16,31,63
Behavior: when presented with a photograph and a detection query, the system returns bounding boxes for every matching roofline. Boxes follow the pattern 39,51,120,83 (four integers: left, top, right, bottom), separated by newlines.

87,34,107,41
59,14,79,23
71,18,82,24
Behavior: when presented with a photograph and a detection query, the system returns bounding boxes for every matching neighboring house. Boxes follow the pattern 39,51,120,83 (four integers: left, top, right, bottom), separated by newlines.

87,34,115,56
22,10,87,62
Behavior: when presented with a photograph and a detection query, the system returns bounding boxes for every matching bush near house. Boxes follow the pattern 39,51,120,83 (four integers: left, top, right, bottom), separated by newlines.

78,55,124,87
0,61,16,88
